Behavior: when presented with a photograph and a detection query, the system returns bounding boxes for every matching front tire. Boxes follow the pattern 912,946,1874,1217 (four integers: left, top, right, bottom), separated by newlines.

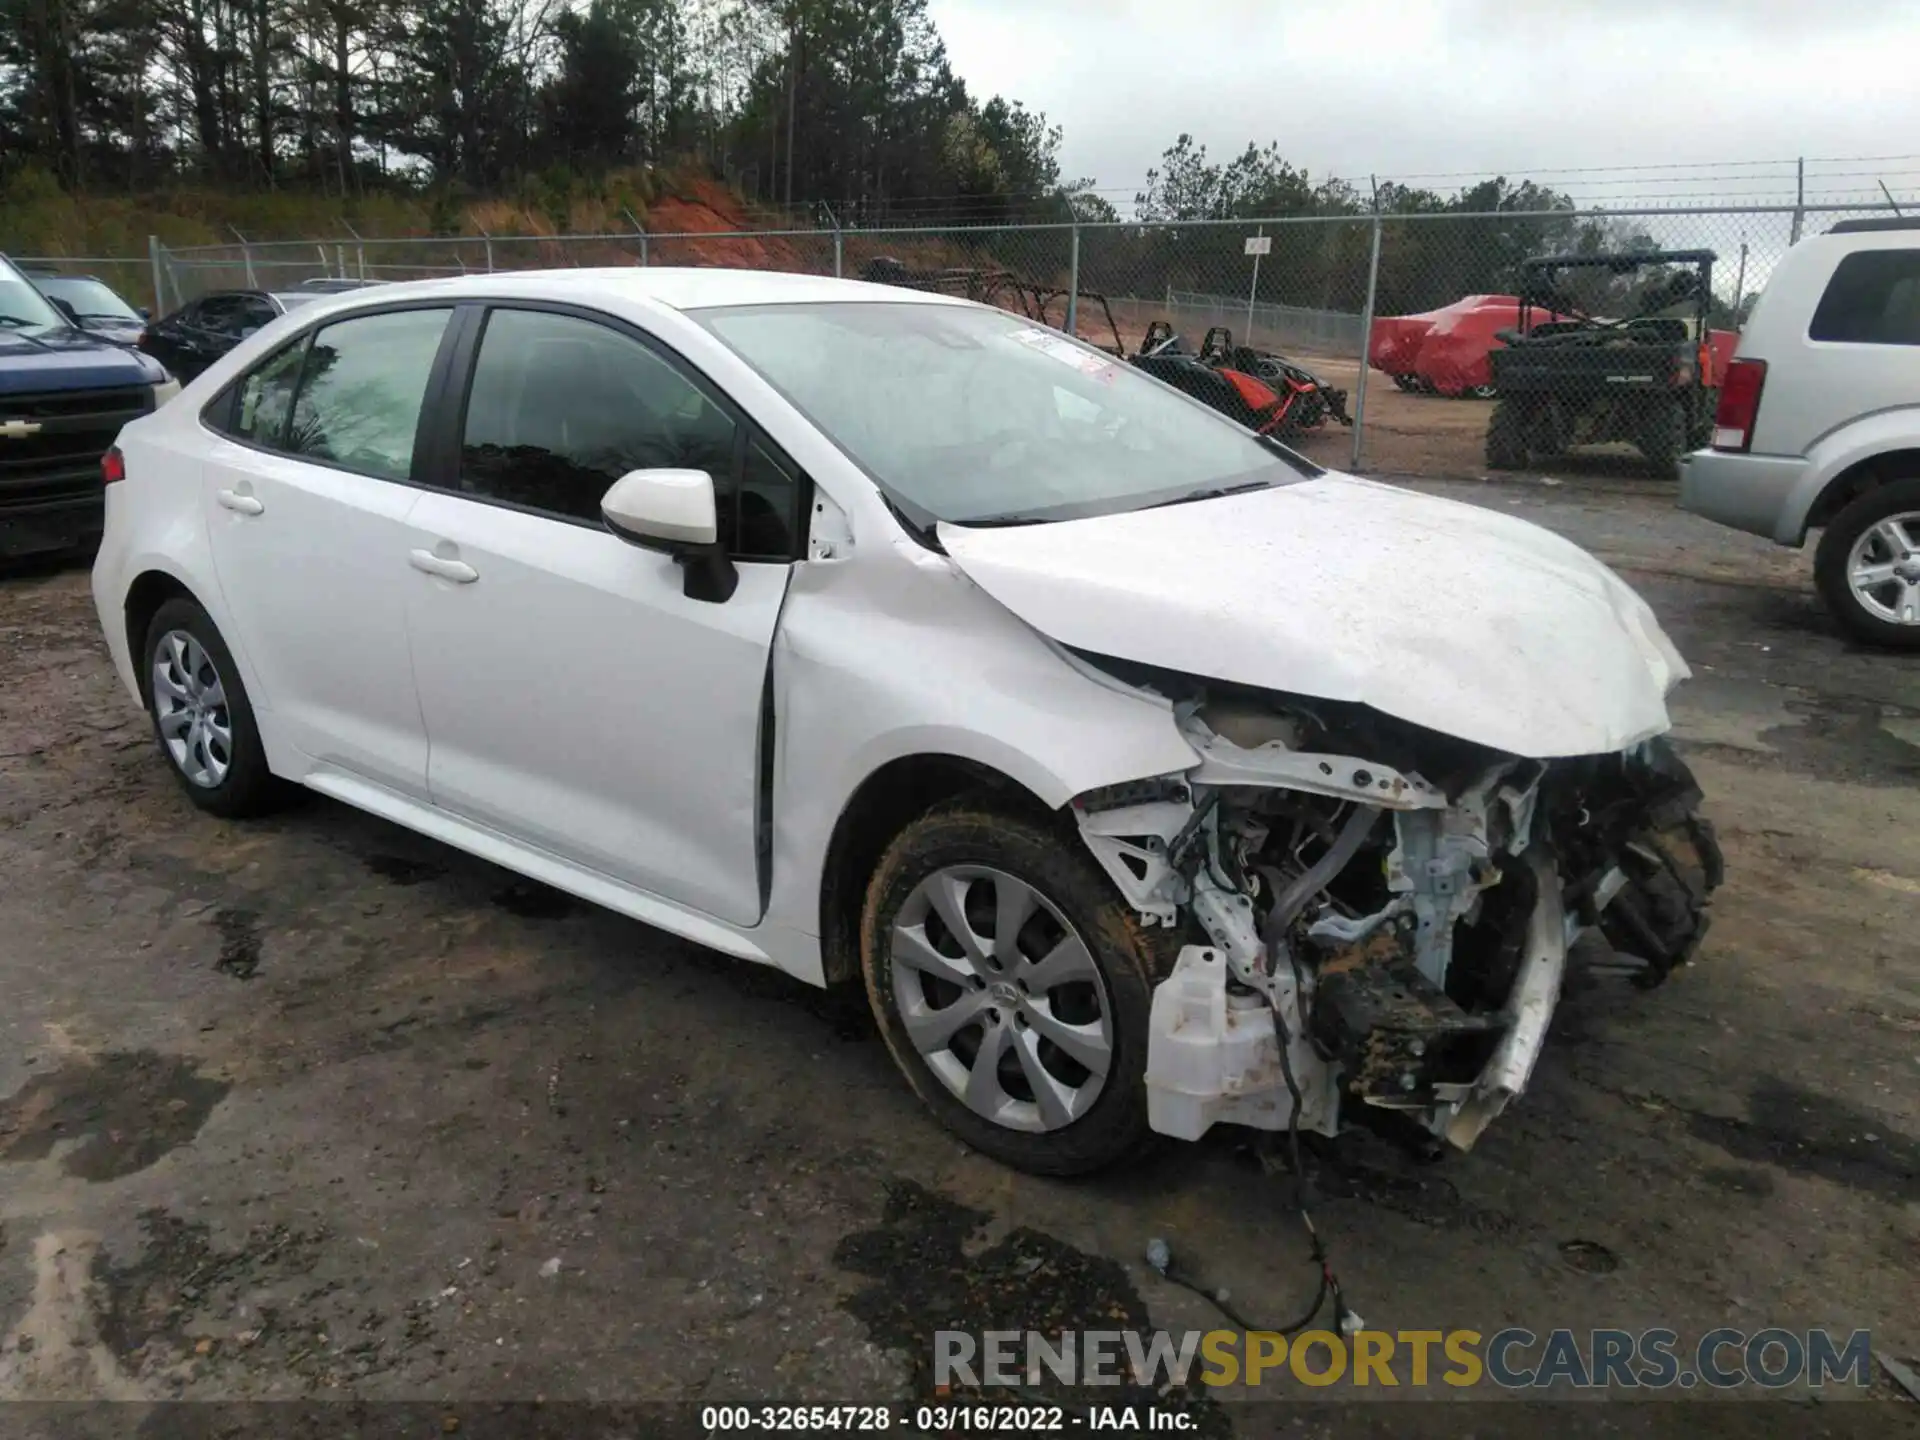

1814,478,1920,649
859,801,1176,1175
142,597,279,817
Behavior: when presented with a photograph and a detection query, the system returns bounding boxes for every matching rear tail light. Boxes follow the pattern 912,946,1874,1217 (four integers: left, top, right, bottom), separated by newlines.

101,445,126,485
1712,359,1767,452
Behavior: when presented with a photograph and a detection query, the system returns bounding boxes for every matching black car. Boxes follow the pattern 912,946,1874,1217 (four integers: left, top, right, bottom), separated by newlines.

138,289,323,381
23,270,150,347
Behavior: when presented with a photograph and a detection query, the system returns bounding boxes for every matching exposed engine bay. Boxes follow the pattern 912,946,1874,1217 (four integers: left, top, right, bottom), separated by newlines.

1069,665,1724,1152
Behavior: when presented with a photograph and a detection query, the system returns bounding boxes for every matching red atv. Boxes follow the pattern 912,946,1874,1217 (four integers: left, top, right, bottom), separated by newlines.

1132,323,1353,439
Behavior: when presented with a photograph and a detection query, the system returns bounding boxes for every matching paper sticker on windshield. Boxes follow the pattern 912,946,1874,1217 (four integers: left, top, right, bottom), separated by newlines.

1009,326,1115,377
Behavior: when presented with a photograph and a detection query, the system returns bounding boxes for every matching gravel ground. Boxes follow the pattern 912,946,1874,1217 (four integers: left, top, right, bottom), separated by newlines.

0,477,1916,1429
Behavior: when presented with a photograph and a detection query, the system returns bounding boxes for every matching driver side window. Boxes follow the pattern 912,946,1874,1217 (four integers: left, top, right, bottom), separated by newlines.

458,307,801,558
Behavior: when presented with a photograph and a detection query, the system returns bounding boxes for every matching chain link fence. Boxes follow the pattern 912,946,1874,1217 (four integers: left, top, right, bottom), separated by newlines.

55,199,1904,480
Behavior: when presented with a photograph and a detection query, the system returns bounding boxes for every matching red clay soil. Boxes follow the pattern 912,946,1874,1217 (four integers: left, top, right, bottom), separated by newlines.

645,179,809,270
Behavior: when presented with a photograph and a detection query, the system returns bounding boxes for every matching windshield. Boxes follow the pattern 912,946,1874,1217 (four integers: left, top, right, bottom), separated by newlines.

0,256,72,336
697,301,1311,526
36,275,140,321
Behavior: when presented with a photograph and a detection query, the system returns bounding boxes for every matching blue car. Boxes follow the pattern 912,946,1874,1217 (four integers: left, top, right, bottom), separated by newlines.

1,253,177,561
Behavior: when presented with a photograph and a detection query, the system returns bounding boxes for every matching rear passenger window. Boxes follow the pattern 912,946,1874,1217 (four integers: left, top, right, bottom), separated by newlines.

286,308,451,480
228,338,309,446
1809,250,1920,345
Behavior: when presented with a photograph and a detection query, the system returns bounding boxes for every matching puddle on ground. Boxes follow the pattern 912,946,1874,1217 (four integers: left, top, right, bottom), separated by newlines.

364,854,446,886
1675,679,1920,786
0,1051,230,1181
212,907,261,980
833,1179,1224,1429
491,882,574,920
1688,1076,1917,1204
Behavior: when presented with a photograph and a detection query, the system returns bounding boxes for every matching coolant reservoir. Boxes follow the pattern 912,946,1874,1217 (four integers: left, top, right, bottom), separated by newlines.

1144,945,1340,1141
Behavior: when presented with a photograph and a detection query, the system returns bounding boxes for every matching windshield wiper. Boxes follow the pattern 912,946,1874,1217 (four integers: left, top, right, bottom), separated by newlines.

1145,478,1277,511
959,512,1052,527
0,316,40,329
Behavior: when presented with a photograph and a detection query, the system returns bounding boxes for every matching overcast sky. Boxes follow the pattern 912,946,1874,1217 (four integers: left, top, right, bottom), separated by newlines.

926,0,1920,209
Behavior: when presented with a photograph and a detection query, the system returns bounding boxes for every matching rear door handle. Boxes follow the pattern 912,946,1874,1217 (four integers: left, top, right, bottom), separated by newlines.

409,548,478,584
216,488,264,516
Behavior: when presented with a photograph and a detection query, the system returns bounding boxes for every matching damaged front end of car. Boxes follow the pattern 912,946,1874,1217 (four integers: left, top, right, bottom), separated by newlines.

1070,680,1723,1153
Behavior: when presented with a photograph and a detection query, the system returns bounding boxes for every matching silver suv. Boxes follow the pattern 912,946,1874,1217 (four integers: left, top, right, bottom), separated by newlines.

1680,218,1920,647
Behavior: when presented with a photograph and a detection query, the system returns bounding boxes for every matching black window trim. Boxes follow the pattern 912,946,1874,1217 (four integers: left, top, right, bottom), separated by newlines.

199,297,467,489
422,297,812,563
196,292,814,561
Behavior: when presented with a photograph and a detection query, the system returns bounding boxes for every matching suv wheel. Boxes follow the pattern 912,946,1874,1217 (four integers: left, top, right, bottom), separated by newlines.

1815,478,1920,649
142,597,279,816
859,800,1176,1175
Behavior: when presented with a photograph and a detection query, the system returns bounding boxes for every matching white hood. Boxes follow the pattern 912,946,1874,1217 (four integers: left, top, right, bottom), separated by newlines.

938,473,1687,760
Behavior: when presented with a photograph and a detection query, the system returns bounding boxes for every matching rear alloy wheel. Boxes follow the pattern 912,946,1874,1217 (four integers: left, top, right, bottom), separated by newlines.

1815,478,1920,649
143,597,279,817
860,802,1173,1175
1465,383,1498,400
1391,373,1420,392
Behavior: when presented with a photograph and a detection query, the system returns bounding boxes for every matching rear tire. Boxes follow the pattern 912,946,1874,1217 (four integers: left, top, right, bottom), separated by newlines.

1391,373,1419,392
1486,399,1528,469
1814,477,1920,649
859,800,1178,1176
1636,400,1686,480
142,597,279,818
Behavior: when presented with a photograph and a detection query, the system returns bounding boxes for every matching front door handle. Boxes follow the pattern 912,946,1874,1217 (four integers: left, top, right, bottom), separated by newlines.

408,548,478,584
216,488,264,516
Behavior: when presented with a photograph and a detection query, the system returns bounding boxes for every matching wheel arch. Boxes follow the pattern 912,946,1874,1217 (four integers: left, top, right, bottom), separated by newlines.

123,568,204,702
1805,446,1920,532
816,752,1057,985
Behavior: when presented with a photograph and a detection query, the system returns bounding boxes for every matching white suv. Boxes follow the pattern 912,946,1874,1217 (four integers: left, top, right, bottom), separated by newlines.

91,269,1719,1174
1680,218,1920,646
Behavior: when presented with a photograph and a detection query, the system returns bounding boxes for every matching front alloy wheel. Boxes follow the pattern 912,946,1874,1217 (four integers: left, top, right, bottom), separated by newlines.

890,865,1113,1133
861,801,1174,1175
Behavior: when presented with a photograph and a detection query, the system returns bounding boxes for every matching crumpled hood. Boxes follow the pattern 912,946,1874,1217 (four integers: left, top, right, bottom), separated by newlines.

938,473,1687,760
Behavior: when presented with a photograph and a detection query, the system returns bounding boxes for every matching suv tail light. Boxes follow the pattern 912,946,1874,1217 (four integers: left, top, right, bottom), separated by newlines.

1712,359,1767,452
101,445,126,485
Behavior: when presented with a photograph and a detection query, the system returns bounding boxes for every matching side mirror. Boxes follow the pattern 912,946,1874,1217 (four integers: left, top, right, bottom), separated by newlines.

601,468,737,603
49,296,80,324
138,307,152,321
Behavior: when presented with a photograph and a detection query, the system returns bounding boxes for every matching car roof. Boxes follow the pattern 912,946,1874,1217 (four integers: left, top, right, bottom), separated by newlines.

295,267,969,315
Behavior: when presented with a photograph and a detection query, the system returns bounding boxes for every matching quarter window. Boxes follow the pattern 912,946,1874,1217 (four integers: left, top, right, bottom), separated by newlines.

229,337,310,446
285,308,452,481
1809,250,1920,345
459,308,797,556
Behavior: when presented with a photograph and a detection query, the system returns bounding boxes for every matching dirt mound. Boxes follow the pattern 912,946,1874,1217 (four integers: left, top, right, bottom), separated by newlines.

645,177,810,271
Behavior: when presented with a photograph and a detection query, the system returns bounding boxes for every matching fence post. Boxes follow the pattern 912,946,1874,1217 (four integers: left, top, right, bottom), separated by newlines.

1246,225,1265,341
340,218,367,279
479,225,494,273
1790,157,1805,245
230,227,256,288
623,208,648,267
1065,223,1082,337
1349,212,1384,473
147,234,165,314
823,203,843,278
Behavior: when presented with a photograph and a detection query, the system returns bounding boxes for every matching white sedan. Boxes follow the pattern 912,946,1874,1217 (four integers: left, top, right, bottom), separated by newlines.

91,269,1721,1174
